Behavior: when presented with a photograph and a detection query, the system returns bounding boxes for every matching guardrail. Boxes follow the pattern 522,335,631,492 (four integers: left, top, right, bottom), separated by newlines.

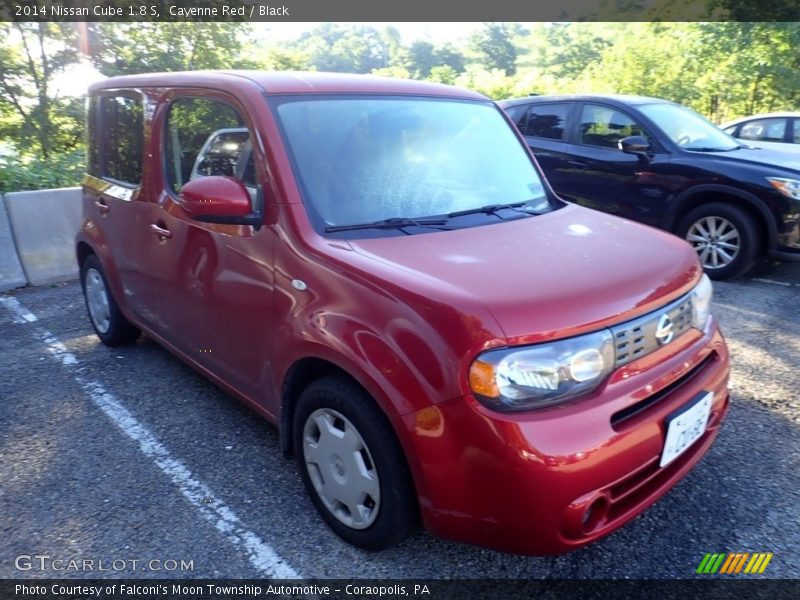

0,187,81,291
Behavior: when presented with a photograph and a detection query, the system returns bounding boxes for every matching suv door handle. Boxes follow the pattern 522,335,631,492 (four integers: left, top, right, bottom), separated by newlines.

150,223,173,239
94,199,110,214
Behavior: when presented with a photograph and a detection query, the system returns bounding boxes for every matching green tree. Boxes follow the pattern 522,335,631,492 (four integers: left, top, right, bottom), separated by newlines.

293,24,389,73
88,23,255,76
470,23,518,76
407,41,436,78
0,23,82,158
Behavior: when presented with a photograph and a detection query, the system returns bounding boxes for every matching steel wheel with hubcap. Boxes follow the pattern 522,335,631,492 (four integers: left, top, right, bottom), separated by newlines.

85,267,111,334
303,408,380,530
677,203,759,280
80,254,140,345
293,376,418,550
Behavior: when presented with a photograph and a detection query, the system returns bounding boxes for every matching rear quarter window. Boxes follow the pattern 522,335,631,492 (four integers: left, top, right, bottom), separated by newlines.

99,93,144,185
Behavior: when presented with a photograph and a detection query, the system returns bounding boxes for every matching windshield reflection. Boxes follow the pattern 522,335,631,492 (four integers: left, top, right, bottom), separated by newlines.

640,103,739,152
275,96,551,234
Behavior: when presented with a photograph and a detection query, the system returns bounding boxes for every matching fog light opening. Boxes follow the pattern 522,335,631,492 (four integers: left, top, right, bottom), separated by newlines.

582,496,609,534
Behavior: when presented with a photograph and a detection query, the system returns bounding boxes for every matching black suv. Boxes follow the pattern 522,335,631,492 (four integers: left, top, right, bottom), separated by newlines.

499,94,800,279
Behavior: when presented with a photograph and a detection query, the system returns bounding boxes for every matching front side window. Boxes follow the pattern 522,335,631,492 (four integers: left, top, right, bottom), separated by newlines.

793,120,800,144
274,96,551,231
740,118,787,143
102,94,143,185
165,97,253,194
580,104,646,149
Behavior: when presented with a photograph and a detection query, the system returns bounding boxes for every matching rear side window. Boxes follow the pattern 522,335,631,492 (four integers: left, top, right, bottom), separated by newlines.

580,104,645,149
794,120,800,144
101,94,144,185
519,104,570,140
164,98,251,194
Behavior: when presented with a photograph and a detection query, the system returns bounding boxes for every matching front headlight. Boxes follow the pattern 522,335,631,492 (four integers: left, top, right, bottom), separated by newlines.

469,330,614,412
691,273,713,331
767,177,800,200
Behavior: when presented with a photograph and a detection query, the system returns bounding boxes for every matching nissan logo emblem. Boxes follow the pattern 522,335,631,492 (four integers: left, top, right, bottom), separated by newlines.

655,313,675,345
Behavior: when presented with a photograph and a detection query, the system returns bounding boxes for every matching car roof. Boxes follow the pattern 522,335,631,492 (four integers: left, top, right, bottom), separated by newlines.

88,70,487,100
498,94,675,107
721,112,800,128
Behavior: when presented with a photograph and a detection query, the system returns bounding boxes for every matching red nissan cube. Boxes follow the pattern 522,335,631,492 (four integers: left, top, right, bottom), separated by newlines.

76,71,730,555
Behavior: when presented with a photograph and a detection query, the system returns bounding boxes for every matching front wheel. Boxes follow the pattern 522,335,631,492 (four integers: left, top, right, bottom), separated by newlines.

293,376,418,550
677,203,759,280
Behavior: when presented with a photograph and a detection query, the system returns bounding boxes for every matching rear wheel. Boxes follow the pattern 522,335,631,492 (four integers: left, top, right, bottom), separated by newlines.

677,203,759,280
81,254,140,345
293,376,417,550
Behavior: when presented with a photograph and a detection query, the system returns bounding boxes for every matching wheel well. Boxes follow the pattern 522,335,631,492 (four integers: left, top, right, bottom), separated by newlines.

279,358,361,457
673,192,769,255
76,242,95,270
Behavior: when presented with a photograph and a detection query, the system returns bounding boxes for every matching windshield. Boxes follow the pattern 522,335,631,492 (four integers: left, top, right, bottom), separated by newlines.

274,96,551,232
639,103,739,151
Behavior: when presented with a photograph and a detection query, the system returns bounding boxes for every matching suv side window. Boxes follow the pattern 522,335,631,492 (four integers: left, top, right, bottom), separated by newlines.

101,94,144,185
165,98,253,194
519,103,570,140
580,104,645,149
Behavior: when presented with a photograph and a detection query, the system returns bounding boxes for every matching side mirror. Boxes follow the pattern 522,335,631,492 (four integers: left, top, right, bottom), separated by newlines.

179,176,263,230
619,135,651,156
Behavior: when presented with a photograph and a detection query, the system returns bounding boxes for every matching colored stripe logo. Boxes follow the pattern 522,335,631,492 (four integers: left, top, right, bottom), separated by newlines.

696,552,773,574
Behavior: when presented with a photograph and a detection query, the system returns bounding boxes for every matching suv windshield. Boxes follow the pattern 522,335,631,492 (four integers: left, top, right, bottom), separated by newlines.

639,103,739,152
273,96,552,233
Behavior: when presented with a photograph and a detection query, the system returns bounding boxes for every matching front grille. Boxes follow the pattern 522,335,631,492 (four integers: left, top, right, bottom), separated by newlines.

610,294,694,367
611,351,717,430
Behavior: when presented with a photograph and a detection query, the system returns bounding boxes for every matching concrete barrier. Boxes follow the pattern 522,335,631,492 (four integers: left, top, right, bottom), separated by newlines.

5,187,82,286
0,194,28,291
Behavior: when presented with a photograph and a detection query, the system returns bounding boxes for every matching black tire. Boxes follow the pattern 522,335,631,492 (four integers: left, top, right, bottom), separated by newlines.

676,203,760,280
293,375,418,550
80,254,140,346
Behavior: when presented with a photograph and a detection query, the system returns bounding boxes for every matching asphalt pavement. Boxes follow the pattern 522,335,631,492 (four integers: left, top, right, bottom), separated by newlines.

1,261,798,579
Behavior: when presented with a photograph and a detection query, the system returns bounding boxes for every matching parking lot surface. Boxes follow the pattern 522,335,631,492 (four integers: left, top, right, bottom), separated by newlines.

1,261,798,579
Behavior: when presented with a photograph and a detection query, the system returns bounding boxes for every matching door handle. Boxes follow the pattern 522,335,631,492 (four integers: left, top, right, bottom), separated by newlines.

94,199,110,214
150,223,173,239
568,160,590,169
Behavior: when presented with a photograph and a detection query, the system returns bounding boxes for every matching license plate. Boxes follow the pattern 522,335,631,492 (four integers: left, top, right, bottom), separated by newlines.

660,391,713,467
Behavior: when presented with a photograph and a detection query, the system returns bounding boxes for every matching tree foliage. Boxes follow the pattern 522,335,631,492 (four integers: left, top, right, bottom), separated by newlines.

0,23,82,158
88,23,256,76
469,23,518,76
1,21,799,193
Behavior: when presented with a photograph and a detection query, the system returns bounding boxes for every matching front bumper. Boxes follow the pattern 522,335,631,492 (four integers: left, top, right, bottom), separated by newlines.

402,319,730,555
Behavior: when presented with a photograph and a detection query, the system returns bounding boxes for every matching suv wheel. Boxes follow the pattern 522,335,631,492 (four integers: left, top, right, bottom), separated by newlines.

81,254,140,345
293,376,417,550
677,203,759,280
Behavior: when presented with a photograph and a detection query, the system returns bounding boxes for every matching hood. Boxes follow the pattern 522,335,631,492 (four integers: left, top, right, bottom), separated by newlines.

348,204,701,344
703,146,800,172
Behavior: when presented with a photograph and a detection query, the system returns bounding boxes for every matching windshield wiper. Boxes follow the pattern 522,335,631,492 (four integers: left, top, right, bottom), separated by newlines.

446,201,545,219
325,217,452,234
685,146,738,152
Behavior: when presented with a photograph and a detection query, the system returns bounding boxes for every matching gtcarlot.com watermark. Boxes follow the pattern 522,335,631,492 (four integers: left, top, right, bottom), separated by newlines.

15,554,194,573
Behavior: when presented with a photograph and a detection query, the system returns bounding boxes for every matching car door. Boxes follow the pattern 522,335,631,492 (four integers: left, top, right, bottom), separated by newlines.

551,102,673,227
141,92,277,400
83,92,153,317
